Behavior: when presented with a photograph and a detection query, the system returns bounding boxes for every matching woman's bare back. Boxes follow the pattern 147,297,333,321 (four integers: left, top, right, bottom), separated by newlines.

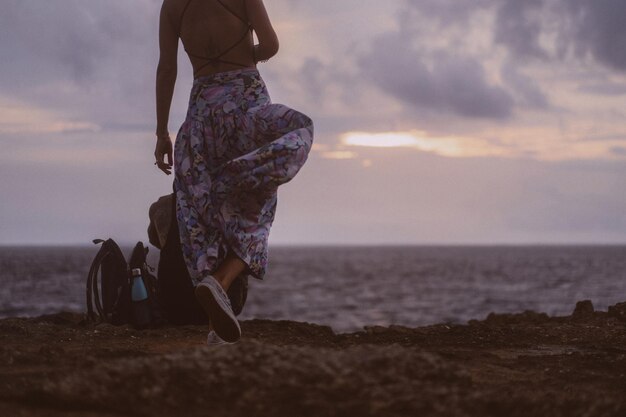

175,0,255,77
155,0,279,163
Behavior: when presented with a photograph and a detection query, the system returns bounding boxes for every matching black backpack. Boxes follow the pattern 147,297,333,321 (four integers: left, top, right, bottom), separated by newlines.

86,238,164,328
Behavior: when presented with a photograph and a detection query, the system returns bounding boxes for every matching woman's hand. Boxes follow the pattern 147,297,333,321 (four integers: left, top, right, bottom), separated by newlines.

154,134,173,175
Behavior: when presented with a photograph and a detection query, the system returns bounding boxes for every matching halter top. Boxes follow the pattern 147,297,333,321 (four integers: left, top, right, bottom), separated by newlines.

178,0,253,73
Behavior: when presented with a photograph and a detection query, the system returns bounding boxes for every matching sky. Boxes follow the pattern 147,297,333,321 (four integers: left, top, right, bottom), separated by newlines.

1,0,626,246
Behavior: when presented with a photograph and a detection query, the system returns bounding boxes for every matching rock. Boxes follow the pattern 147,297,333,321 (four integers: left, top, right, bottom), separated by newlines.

364,325,388,335
33,312,83,326
572,300,594,320
607,302,626,322
388,324,413,334
483,310,550,326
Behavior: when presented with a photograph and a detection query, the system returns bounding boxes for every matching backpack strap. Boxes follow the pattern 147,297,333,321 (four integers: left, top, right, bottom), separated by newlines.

86,239,108,322
86,238,129,323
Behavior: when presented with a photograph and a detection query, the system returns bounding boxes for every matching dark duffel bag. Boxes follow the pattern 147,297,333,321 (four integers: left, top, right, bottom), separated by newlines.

148,191,248,325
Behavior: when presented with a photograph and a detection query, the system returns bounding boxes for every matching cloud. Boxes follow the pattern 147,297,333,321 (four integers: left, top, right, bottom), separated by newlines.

1,0,626,247
400,0,493,26
491,0,626,73
493,0,548,60
577,82,626,96
359,31,514,120
558,0,626,72
610,146,626,156
0,0,164,132
341,130,513,159
0,1,154,83
0,97,100,134
500,62,550,109
319,151,357,160
401,0,626,77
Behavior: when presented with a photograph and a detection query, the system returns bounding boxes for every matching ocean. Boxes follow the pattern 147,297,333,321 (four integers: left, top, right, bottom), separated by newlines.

1,245,625,332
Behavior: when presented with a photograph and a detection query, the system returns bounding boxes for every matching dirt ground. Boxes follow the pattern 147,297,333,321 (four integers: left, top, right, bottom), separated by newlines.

1,301,626,417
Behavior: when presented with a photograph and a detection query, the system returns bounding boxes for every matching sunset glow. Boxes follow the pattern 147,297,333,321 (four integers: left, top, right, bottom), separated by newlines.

320,151,357,159
0,98,100,134
340,131,509,159
341,132,422,148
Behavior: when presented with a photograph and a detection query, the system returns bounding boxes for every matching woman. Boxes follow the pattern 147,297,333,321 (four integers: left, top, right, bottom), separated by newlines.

153,0,314,344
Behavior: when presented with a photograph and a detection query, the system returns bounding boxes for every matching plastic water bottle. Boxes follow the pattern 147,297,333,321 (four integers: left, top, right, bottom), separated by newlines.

130,268,151,328
131,268,148,301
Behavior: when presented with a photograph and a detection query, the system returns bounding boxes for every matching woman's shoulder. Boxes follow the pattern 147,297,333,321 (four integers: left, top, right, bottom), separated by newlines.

162,0,250,19
160,0,193,31
161,0,189,16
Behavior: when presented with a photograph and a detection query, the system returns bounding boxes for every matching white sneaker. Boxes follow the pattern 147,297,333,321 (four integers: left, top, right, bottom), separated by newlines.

206,330,234,346
195,275,242,343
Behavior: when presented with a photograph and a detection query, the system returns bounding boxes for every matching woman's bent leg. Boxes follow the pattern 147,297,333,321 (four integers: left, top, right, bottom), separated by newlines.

205,104,313,280
212,250,247,291
211,104,314,209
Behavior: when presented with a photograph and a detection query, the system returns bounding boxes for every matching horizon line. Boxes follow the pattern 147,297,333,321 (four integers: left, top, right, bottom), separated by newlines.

1,241,625,248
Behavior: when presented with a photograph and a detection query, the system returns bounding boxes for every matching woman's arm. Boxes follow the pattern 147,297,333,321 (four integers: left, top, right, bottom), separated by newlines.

154,0,178,175
247,0,279,63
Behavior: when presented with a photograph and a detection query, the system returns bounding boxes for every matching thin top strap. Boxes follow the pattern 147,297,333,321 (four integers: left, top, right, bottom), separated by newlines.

178,0,194,37
215,0,250,25
178,0,250,36
177,0,253,73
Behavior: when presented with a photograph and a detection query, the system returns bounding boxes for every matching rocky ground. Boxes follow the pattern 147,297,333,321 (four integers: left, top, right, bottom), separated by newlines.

1,301,626,417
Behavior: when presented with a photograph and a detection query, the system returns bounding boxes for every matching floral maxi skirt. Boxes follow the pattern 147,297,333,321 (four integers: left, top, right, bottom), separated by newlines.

173,68,313,285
